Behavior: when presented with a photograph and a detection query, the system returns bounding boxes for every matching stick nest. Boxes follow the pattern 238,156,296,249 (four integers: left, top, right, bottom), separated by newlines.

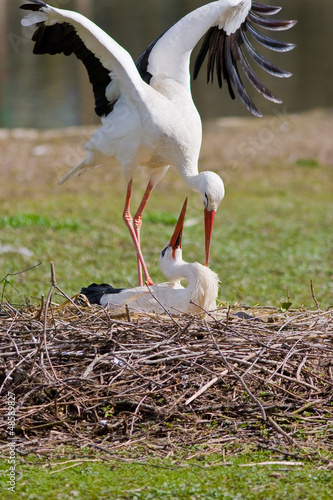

1,285,332,462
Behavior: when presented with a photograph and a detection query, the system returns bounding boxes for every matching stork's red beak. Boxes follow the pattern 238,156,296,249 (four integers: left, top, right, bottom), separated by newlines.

204,207,216,266
169,197,188,252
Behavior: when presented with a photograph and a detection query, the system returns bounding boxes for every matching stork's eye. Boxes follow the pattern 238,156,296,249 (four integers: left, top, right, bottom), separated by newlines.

204,193,209,208
161,246,167,257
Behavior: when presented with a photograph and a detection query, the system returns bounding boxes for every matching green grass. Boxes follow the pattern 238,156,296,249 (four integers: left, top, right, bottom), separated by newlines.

1,451,332,499
0,213,81,230
0,154,332,309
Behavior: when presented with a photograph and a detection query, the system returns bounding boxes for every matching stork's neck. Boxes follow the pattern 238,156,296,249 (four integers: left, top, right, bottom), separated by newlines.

174,260,219,313
181,172,201,192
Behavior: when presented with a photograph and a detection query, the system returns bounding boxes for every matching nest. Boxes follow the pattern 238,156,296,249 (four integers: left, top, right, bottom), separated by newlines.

0,274,332,463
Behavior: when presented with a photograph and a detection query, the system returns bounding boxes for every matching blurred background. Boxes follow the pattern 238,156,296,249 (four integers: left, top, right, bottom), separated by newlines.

1,0,332,129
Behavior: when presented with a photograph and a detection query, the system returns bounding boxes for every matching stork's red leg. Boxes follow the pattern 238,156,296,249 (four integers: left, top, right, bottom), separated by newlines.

133,179,154,280
123,179,154,286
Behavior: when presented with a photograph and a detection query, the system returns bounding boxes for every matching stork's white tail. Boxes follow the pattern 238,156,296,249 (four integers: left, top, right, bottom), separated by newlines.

58,159,102,185
58,159,87,185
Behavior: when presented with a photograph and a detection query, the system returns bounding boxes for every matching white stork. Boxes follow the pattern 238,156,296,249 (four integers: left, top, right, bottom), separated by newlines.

21,1,296,285
81,198,220,315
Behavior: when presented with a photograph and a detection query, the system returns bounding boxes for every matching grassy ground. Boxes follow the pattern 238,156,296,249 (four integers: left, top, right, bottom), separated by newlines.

1,109,332,309
1,451,333,500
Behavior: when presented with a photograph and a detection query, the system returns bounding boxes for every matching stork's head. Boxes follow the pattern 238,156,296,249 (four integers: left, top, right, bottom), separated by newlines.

197,171,225,266
159,198,187,281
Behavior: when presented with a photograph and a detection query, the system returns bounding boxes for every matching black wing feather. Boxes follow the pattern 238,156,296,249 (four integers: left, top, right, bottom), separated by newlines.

21,3,113,117
248,11,297,31
81,283,124,305
136,30,167,84
193,27,213,82
222,31,235,100
207,27,220,84
232,32,281,104
240,29,292,78
20,0,47,10
225,35,261,117
246,22,296,52
251,2,281,15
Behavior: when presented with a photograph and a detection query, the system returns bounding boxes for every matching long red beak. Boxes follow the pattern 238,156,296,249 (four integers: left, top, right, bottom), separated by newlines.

169,197,188,251
204,207,216,266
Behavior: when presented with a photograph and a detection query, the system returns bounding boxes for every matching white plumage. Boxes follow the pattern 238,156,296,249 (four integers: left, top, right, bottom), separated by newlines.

21,1,296,285
81,198,220,315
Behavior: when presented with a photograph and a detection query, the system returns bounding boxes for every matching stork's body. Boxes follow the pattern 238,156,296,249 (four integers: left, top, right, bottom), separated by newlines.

82,265,218,316
21,1,296,285
81,199,220,315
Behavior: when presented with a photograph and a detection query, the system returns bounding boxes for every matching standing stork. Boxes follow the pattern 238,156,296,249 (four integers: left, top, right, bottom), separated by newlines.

81,198,220,315
20,1,296,285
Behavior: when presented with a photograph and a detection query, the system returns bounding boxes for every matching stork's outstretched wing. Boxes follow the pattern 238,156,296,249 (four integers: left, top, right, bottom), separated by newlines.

20,0,143,117
137,1,296,117
192,1,296,116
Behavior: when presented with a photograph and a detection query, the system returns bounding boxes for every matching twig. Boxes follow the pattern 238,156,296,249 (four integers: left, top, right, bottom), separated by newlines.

110,355,164,387
239,461,304,467
0,351,35,394
145,284,180,327
267,416,296,444
291,401,319,415
82,353,110,379
277,313,304,333
34,294,45,321
266,338,302,383
125,304,132,323
0,262,42,285
85,443,177,469
226,356,319,391
185,376,219,405
257,443,301,459
42,262,58,380
46,458,106,468
49,462,83,474
296,355,308,382
0,263,42,303
205,320,267,420
310,280,320,310
129,395,147,438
